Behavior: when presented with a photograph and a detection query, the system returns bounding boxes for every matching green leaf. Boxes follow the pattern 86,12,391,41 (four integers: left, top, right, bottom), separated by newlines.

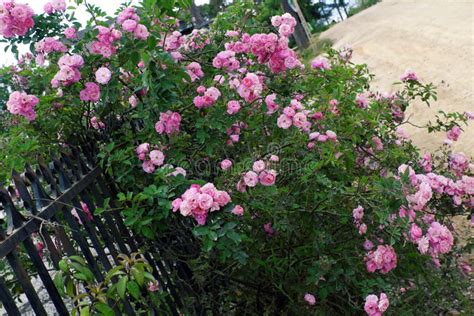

69,256,86,266
73,273,88,282
66,280,75,297
59,260,68,273
53,272,65,296
193,226,209,236
79,306,90,316
117,276,128,299
143,271,155,281
95,303,114,316
105,266,125,282
131,267,144,286
227,231,241,243
127,280,140,300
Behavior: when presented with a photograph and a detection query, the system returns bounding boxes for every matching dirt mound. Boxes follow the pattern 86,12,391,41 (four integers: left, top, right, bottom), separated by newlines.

320,0,474,156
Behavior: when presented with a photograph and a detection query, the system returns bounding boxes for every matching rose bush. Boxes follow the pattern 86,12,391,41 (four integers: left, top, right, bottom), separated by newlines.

0,0,473,314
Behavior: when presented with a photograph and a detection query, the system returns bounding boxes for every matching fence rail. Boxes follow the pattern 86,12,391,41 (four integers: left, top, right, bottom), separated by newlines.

0,149,187,315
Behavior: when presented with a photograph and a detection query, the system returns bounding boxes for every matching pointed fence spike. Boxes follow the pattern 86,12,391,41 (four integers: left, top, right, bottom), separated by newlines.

0,186,25,233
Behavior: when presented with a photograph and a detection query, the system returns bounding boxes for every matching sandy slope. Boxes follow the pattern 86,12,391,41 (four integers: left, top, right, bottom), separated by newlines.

320,0,474,157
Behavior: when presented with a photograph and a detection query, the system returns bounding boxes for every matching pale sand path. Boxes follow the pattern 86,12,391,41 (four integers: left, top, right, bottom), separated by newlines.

320,0,474,157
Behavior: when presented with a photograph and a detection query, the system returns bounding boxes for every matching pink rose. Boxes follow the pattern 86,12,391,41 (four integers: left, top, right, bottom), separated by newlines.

64,27,77,39
122,19,137,32
243,171,258,187
252,160,266,173
259,169,277,186
95,67,112,85
410,223,422,241
220,159,233,170
197,193,213,210
277,114,292,129
149,150,165,166
304,293,316,305
231,205,244,216
227,100,241,115
134,24,149,40
142,161,155,173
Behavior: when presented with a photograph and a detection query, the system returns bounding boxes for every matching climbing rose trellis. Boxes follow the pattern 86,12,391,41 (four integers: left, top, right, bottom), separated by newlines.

1,0,473,314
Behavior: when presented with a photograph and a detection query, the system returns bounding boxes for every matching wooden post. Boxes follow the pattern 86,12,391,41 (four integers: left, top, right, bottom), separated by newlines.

281,0,311,49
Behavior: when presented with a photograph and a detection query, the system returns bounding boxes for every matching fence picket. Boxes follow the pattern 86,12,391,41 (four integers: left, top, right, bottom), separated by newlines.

0,150,189,315
13,167,62,269
0,276,20,315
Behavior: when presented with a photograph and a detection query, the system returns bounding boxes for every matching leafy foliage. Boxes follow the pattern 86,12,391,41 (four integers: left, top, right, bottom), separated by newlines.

0,0,472,315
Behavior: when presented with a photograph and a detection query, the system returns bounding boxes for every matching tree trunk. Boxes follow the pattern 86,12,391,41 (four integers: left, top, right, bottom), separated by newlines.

281,0,310,49
190,1,204,26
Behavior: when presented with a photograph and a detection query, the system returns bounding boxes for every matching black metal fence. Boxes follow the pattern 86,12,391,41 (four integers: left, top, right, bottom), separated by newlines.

0,150,188,315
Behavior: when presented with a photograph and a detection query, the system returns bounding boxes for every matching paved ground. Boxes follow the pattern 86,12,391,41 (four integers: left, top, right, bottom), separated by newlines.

320,0,474,157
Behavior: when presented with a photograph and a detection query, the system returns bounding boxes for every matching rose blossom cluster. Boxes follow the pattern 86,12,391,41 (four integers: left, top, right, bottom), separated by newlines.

91,26,122,58
364,293,389,316
249,33,302,73
64,26,76,39
193,86,221,109
264,93,279,114
446,126,461,143
33,235,44,258
277,99,311,131
212,50,240,72
172,183,231,225
186,62,204,82
34,37,67,58
270,13,296,38
79,82,100,102
155,111,181,135
226,121,245,145
418,152,432,172
218,14,300,73
365,245,397,274
162,31,183,51
372,91,403,122
236,72,263,103
90,116,105,130
116,7,148,40
400,69,418,82
71,201,93,225
182,29,210,51
410,221,454,259
352,205,367,235
356,93,369,109
0,0,35,38
51,54,84,88
400,161,474,209
307,130,338,149
135,143,165,174
43,0,65,14
6,91,39,121
238,160,277,191
310,57,331,71
448,152,470,176
223,32,250,54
